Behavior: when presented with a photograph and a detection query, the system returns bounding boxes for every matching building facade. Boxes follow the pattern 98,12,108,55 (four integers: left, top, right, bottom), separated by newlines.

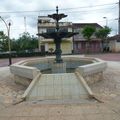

72,23,102,54
37,16,73,54
109,35,120,52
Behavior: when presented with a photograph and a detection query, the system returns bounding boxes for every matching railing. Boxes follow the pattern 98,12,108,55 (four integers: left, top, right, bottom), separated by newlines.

38,22,72,27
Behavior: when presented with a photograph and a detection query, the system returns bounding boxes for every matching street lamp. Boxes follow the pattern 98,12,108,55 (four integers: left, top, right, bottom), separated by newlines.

0,16,12,65
103,17,108,27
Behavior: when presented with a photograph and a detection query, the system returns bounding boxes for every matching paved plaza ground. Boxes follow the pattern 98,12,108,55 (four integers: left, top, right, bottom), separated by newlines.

0,53,120,119
0,53,120,67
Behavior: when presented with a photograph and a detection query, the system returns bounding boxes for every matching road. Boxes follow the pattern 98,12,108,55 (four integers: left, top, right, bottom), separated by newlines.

0,53,120,67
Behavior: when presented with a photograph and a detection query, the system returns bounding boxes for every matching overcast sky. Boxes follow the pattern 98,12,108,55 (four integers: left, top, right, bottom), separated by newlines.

0,0,118,38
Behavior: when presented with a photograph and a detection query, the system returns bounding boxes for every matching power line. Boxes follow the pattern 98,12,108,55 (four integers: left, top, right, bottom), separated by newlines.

0,2,118,38
97,18,118,23
60,2,118,10
0,6,116,18
65,7,117,14
0,2,117,14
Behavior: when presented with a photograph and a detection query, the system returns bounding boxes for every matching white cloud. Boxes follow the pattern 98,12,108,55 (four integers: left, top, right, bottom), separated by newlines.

0,0,118,38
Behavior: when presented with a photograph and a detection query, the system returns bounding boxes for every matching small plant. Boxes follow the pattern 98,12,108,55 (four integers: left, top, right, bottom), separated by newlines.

49,48,54,53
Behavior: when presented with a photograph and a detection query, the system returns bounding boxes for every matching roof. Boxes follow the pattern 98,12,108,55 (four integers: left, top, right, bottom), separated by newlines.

72,23,103,29
109,34,120,41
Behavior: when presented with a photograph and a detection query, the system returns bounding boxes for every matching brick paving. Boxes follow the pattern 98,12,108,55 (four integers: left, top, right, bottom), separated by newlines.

86,53,120,61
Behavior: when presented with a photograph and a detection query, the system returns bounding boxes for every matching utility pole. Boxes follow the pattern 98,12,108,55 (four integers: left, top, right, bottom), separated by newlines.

103,17,108,26
8,22,12,65
118,0,120,34
24,16,27,33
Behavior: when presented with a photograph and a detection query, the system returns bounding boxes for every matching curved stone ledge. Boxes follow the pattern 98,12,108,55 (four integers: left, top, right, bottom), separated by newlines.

10,56,107,86
76,61,107,76
10,65,40,79
76,60,107,85
10,64,40,86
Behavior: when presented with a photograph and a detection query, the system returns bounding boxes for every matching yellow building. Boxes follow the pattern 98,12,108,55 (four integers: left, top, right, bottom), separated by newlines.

37,16,73,54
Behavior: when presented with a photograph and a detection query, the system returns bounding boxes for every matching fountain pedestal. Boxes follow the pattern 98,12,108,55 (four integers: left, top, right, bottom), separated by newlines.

51,62,66,73
37,6,78,73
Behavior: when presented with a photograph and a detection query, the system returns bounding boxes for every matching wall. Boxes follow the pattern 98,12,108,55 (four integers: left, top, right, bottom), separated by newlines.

115,42,120,52
109,40,120,52
74,41,101,54
109,41,116,52
47,41,72,54
76,61,107,85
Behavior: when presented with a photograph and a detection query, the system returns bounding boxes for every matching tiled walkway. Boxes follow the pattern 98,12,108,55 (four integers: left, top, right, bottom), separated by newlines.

27,73,89,101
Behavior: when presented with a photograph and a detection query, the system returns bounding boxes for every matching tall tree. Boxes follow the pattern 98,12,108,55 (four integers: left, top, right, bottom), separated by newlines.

11,38,19,51
82,25,96,53
0,31,9,51
16,32,38,52
95,26,111,52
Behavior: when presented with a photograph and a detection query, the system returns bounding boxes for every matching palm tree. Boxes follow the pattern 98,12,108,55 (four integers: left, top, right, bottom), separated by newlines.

82,25,96,53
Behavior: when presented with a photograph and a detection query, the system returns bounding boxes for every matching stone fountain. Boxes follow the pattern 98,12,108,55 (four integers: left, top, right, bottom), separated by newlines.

10,6,107,103
37,6,78,73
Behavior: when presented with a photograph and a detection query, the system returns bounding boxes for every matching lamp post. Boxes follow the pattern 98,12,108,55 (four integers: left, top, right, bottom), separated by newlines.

103,17,108,26
0,16,12,65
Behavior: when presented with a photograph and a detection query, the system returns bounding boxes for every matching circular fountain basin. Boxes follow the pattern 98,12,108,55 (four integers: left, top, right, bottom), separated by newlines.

10,55,107,86
26,56,93,74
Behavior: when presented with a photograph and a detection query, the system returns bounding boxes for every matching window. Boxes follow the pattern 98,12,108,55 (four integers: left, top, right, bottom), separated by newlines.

47,28,56,33
59,28,68,32
47,28,68,33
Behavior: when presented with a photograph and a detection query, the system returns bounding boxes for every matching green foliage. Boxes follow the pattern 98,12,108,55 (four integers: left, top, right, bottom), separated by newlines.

0,31,38,52
49,48,54,53
95,26,111,40
82,26,96,53
95,26,111,52
82,26,96,41
14,32,38,52
11,38,19,51
0,31,9,51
